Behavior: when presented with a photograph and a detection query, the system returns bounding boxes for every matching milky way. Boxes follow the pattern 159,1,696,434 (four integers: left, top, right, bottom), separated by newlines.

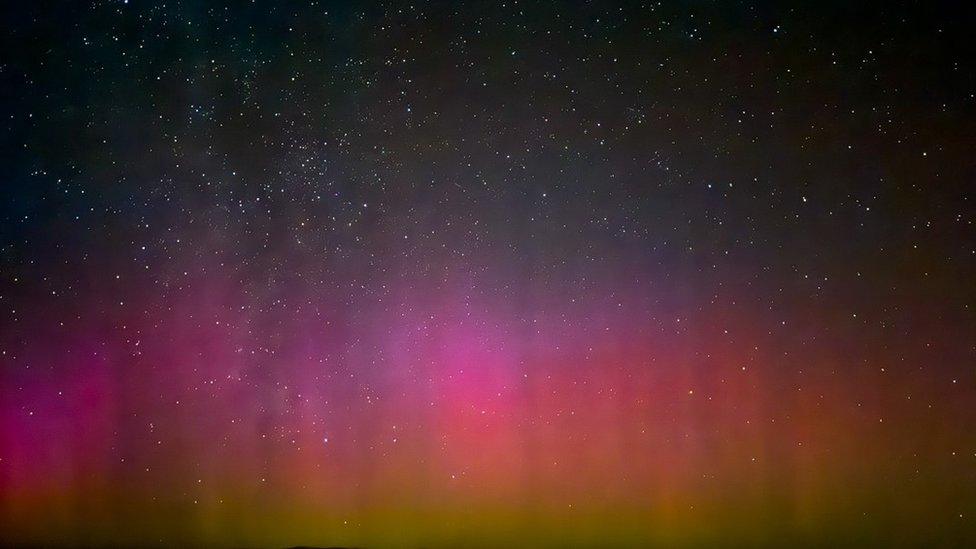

1,2,975,547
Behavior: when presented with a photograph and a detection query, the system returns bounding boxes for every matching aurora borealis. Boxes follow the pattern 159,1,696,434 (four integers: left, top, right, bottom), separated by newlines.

2,1,975,547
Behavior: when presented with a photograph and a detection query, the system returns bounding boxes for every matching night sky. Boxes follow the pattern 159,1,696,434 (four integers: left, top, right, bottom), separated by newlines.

2,1,975,547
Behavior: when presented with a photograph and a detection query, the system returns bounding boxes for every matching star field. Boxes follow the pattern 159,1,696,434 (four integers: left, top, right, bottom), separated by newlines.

1,1,975,547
